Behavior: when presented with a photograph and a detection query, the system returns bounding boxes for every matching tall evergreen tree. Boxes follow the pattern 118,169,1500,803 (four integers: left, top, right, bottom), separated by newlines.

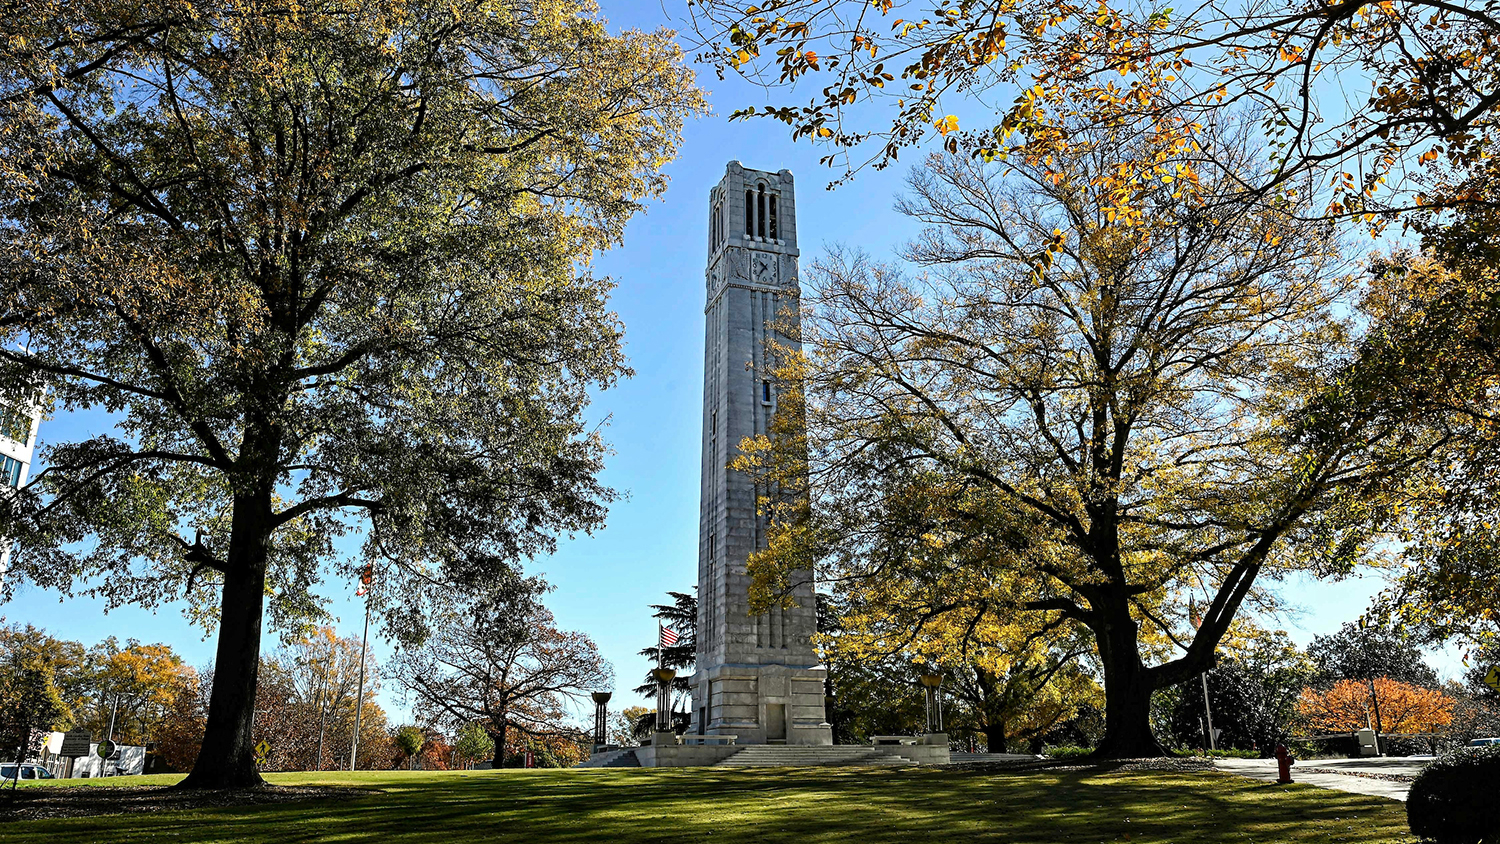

634,591,697,698
1307,622,1439,689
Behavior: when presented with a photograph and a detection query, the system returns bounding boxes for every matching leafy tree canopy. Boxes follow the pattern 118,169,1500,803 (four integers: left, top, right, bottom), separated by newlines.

390,579,612,768
737,123,1429,756
1307,622,1440,689
634,590,696,698
0,642,70,765
1166,624,1313,753
1297,678,1454,735
0,0,702,786
691,0,1498,224
1344,247,1500,647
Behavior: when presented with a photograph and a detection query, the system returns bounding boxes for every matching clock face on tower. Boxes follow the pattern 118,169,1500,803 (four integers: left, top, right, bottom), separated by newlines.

753,254,774,286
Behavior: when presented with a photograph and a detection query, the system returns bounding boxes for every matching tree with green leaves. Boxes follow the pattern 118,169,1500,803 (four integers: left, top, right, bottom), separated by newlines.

1340,239,1500,649
0,644,70,779
1166,626,1313,754
0,0,702,787
630,591,695,736
1307,622,1439,690
394,725,426,771
740,125,1432,757
453,722,495,770
0,625,88,719
633,591,696,698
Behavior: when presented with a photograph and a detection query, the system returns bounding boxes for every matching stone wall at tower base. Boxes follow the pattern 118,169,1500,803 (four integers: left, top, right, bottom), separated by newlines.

689,662,833,746
632,743,744,768
590,741,952,768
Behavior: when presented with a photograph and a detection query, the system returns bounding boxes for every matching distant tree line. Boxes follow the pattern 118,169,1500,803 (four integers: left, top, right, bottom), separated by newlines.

0,622,402,772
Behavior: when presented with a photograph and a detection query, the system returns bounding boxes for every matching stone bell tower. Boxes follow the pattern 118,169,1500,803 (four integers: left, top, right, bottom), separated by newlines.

690,162,831,745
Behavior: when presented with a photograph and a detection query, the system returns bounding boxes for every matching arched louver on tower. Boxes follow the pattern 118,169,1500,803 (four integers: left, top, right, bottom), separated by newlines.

756,184,767,238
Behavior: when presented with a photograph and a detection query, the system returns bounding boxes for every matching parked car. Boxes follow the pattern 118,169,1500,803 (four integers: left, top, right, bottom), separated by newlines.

0,763,55,780
1467,737,1500,747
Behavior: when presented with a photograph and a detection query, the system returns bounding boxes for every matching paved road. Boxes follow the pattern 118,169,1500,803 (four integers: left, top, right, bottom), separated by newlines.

1214,756,1431,802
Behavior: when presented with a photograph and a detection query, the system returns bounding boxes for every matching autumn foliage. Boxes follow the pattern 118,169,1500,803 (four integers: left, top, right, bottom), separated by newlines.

1297,679,1455,735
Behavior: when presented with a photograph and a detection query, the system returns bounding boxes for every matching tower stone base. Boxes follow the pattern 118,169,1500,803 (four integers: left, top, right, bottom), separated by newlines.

691,663,832,746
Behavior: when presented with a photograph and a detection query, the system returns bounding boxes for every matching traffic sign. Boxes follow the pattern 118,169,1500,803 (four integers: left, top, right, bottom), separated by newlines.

1484,665,1500,694
254,740,271,767
96,739,116,759
58,730,91,758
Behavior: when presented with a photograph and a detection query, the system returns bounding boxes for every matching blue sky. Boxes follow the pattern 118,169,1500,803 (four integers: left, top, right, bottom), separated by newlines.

0,0,1463,729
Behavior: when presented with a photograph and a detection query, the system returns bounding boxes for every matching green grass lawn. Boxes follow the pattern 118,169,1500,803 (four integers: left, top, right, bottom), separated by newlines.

0,766,1415,843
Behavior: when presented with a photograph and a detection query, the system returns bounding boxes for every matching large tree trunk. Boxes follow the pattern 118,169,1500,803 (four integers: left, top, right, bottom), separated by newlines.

982,722,1007,754
490,720,507,769
179,494,274,789
1091,609,1167,759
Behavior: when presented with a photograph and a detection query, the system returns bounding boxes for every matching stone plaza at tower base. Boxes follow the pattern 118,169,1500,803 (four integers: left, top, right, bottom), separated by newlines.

581,735,952,768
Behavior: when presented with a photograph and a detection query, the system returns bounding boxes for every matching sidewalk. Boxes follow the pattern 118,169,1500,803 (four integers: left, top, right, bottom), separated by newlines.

1213,756,1428,802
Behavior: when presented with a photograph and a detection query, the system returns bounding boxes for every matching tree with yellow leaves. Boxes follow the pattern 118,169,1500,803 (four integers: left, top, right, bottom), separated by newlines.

818,473,1102,752
740,121,1434,757
267,627,375,772
78,638,199,749
692,0,1499,226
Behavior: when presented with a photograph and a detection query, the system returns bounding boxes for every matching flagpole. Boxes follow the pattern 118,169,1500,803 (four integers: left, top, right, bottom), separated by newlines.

350,571,372,770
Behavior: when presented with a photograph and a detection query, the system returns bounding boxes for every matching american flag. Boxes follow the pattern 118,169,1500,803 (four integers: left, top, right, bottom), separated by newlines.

659,625,680,648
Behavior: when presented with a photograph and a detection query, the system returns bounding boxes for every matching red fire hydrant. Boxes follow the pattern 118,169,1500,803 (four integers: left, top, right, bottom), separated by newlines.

1275,744,1296,784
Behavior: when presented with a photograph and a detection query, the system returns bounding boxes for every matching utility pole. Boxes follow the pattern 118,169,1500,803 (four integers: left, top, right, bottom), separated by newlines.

1368,677,1385,757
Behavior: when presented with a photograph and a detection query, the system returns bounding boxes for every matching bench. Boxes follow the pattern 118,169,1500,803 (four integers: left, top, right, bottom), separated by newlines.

679,735,738,746
871,736,918,746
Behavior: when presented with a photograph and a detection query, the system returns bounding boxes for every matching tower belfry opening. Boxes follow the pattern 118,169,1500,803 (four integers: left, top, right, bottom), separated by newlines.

694,162,831,746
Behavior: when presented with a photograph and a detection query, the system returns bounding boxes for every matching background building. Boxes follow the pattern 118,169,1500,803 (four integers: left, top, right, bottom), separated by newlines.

0,392,40,575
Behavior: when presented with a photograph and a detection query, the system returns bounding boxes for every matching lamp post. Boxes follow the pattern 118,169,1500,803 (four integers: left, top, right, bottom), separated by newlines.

919,673,944,734
650,669,677,735
591,691,612,750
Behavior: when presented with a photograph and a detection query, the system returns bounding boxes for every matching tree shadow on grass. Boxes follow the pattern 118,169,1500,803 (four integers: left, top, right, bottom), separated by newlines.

0,767,1416,844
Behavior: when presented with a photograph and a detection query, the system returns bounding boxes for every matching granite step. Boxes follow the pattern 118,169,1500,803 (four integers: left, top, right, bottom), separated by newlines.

576,748,640,768
714,746,916,767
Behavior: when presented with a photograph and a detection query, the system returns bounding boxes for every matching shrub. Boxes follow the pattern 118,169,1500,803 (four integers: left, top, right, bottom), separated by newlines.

1043,746,1093,759
1408,745,1500,844
1197,748,1260,759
